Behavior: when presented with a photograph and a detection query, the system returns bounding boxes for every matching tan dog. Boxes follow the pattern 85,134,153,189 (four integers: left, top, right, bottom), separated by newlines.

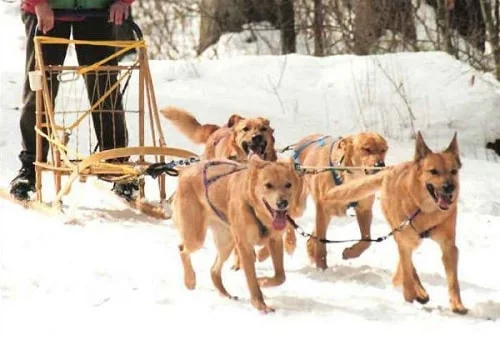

160,106,277,162
292,132,388,269
160,106,295,269
172,156,305,313
325,132,466,314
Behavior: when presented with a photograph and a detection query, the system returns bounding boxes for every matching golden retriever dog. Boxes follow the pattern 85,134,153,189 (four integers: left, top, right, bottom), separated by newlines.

292,132,388,270
160,106,295,269
160,106,277,162
325,132,467,314
172,156,305,313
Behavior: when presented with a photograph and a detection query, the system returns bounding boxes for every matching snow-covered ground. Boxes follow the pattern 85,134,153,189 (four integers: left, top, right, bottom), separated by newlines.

1,3,499,339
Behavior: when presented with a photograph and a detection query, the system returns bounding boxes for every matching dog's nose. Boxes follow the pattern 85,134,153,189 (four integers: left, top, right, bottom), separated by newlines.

252,134,263,144
276,199,288,210
374,160,385,168
442,182,455,193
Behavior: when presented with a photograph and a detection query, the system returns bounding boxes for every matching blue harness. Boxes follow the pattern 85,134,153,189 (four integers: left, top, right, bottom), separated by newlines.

291,136,358,209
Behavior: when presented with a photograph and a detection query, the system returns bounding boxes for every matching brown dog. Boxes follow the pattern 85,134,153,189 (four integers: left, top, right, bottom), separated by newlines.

160,106,277,162
160,106,295,269
325,132,467,314
172,156,305,313
290,132,388,270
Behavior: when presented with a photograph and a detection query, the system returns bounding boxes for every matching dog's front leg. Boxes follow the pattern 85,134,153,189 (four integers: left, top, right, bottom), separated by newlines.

343,205,373,259
438,239,467,314
396,241,418,303
236,238,274,313
258,236,286,287
307,202,331,270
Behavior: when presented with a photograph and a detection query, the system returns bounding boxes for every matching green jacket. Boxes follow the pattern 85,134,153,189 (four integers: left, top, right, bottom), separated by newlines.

49,0,117,9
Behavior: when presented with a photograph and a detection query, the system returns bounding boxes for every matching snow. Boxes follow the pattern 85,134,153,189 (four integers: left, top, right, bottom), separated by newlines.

1,3,500,339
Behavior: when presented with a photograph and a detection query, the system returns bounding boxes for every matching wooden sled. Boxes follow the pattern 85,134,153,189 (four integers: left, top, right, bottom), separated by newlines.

24,13,196,220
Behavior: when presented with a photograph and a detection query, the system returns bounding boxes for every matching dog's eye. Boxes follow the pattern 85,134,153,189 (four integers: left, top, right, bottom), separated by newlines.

450,169,458,175
363,148,372,154
265,182,273,189
242,126,250,132
284,182,292,189
429,169,439,175
260,127,268,132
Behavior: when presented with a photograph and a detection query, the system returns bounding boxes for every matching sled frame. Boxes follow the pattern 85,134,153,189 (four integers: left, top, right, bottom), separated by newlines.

32,35,195,216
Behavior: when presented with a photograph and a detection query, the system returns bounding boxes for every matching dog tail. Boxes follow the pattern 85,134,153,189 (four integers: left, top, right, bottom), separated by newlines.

160,106,219,144
325,170,387,203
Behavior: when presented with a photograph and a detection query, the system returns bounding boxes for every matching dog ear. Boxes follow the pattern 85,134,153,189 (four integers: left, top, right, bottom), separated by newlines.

337,137,353,165
445,132,462,168
248,153,267,167
227,114,244,128
414,131,432,162
337,137,350,150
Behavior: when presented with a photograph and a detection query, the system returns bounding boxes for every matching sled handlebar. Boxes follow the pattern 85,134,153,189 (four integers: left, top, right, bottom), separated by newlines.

52,9,143,39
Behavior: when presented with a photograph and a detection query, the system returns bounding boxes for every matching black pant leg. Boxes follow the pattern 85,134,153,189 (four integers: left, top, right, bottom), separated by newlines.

19,12,70,163
73,17,128,152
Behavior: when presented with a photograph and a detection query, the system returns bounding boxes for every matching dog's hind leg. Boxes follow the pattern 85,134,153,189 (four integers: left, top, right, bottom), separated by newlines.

176,195,207,290
258,236,286,287
343,206,373,259
211,224,236,299
284,224,297,255
256,224,295,263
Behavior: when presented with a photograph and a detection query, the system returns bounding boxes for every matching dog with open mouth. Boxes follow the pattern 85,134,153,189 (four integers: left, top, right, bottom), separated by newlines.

172,156,304,313
288,132,388,270
325,131,467,314
160,106,277,162
159,106,297,270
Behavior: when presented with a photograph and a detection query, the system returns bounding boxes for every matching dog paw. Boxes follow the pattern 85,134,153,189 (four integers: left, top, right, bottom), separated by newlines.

416,295,430,305
184,275,196,290
451,304,468,315
342,247,358,260
252,299,275,314
258,276,285,287
451,303,469,315
230,263,241,271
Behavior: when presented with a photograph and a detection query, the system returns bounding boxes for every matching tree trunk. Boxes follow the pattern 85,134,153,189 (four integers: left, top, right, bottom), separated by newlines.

278,0,296,54
353,0,416,55
198,0,279,55
314,0,325,56
479,0,500,80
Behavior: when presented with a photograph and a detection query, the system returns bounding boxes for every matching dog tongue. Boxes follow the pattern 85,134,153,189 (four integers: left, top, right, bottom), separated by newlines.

272,211,287,230
438,197,450,209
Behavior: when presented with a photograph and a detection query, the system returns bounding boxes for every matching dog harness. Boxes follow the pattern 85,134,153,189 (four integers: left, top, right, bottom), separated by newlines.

202,160,247,223
290,135,357,209
202,160,272,236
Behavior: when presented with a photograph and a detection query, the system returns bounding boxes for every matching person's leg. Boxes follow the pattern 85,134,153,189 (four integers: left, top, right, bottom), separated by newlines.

72,17,135,200
11,12,70,199
73,17,128,152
